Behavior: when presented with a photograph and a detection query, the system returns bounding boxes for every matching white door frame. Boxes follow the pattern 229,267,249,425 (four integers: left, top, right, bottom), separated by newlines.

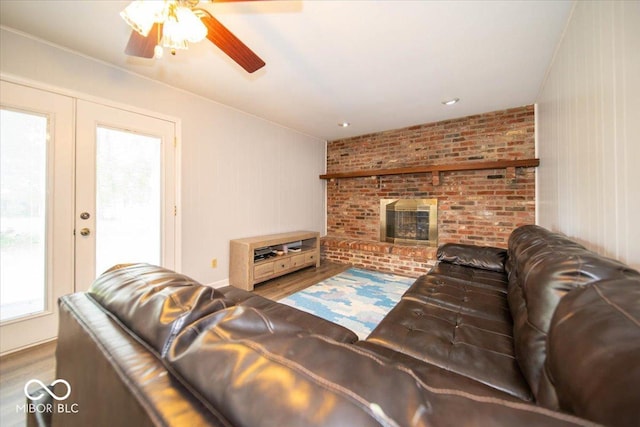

0,75,182,354
0,80,74,355
74,99,178,290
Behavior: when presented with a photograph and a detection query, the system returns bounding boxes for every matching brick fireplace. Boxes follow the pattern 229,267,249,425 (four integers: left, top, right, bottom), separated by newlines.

380,198,438,246
322,105,536,277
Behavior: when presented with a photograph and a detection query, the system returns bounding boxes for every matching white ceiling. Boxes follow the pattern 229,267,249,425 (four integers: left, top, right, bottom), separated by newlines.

0,0,573,140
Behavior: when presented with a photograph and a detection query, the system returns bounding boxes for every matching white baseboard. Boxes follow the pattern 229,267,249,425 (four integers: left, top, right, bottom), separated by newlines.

205,278,230,288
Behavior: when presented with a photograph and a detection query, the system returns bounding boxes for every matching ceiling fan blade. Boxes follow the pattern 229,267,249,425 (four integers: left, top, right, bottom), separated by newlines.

199,13,266,73
124,23,160,59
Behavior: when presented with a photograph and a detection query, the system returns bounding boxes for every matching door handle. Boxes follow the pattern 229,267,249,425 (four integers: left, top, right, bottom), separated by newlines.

80,228,91,237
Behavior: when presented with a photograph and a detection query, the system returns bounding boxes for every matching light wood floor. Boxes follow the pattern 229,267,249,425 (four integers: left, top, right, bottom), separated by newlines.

0,261,349,427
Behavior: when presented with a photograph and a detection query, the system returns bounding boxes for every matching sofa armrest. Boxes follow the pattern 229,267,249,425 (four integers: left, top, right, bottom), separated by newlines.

545,278,640,427
55,293,226,427
437,243,507,273
88,263,233,357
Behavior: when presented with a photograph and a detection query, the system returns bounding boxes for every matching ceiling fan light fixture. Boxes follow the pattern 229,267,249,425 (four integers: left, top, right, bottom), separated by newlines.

120,0,166,37
174,6,208,43
121,0,266,73
161,15,189,50
122,1,206,54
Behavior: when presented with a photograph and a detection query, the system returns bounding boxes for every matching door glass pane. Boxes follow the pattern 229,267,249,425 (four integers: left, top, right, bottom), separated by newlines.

0,109,48,322
95,127,161,276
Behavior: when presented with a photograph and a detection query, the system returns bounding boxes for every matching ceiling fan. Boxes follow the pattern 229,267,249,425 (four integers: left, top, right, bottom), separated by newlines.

121,0,266,73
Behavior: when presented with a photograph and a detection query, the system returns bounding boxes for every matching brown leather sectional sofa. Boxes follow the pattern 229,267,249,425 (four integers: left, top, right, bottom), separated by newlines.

46,225,639,426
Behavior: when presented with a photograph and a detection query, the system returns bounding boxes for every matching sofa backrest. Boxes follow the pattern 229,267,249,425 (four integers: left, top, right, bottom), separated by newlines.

506,225,640,406
546,278,640,427
89,263,233,356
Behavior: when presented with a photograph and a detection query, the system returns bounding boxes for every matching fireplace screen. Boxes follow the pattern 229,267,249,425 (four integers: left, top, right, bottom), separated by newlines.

380,199,438,246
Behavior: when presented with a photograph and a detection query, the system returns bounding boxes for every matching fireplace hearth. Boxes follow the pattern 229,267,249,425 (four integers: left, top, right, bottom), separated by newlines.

380,199,438,246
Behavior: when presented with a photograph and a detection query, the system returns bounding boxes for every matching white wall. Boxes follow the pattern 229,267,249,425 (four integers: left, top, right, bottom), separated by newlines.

537,1,640,269
0,28,327,285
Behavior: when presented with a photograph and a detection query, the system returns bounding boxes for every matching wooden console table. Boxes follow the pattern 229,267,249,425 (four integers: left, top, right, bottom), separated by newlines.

229,231,320,291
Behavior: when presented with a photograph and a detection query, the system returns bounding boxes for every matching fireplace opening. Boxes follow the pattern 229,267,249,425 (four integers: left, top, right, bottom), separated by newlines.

380,199,438,246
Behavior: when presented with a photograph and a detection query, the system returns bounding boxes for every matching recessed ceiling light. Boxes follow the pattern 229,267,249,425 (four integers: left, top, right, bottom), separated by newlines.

442,98,460,106
338,122,351,127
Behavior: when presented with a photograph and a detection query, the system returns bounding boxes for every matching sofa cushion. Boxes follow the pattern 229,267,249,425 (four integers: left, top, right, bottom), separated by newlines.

89,263,233,356
506,225,640,400
356,341,522,401
545,278,640,427
366,272,532,401
438,242,507,273
167,306,593,427
404,271,511,322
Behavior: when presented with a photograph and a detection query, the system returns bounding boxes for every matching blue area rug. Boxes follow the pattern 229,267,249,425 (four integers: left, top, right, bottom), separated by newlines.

279,268,414,340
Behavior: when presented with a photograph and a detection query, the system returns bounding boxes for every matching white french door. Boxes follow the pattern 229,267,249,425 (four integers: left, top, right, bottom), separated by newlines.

0,81,74,354
0,82,177,354
74,100,177,291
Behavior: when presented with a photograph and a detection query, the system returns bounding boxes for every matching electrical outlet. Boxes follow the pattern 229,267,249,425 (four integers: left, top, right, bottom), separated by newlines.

211,258,217,268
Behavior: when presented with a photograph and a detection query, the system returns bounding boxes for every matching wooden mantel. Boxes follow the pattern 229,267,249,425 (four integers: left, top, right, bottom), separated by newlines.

320,158,539,184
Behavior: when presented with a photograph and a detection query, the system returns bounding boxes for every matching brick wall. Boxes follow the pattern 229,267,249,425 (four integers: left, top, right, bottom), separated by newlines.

323,105,536,277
